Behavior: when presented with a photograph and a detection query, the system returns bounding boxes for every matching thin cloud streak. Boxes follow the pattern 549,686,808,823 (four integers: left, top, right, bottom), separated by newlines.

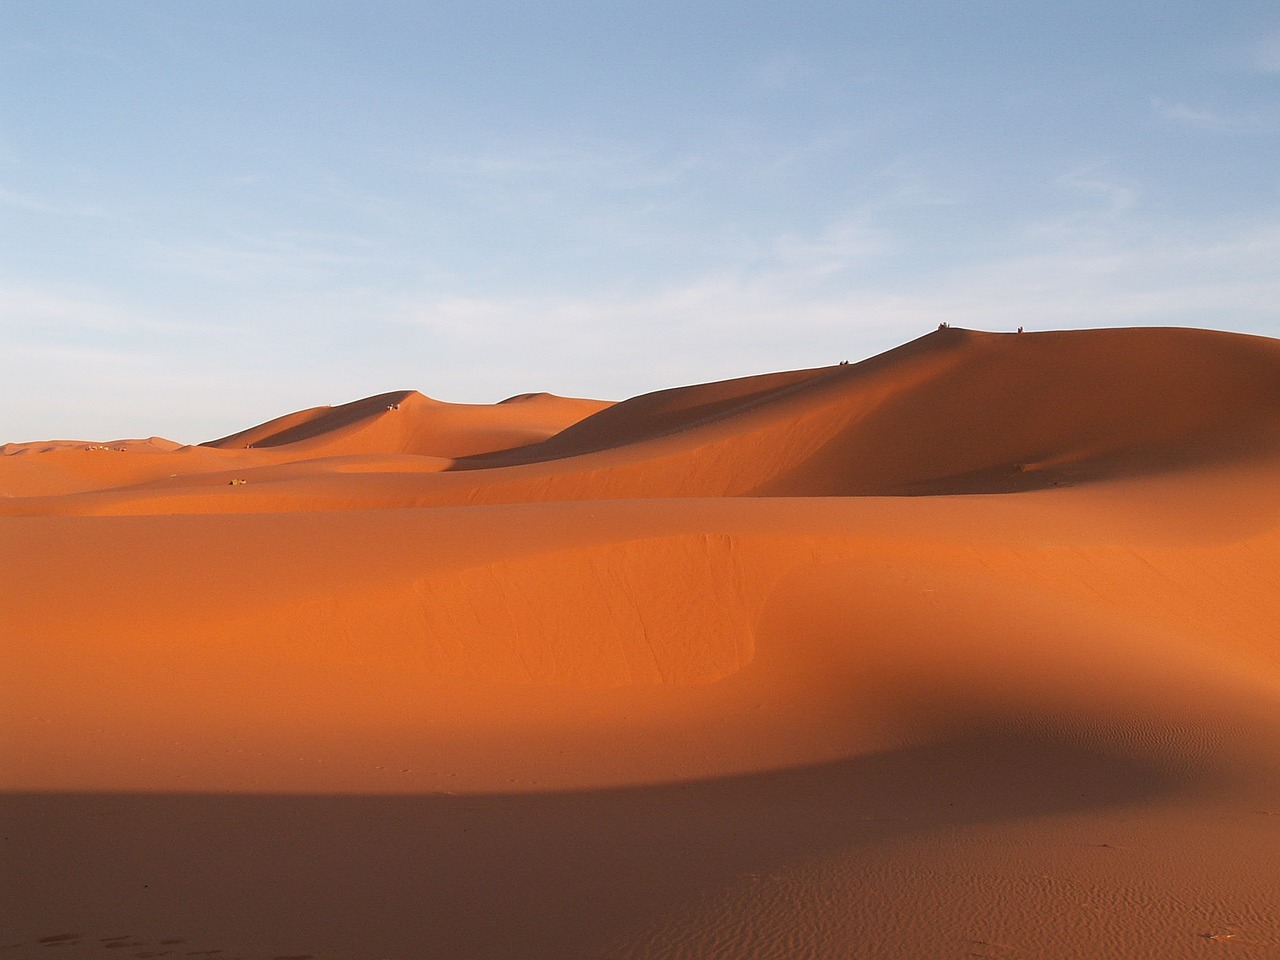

141,231,376,285
395,217,1280,403
7,214,1280,444
1054,166,1138,216
0,283,234,336
1151,98,1271,134
0,285,135,332
0,186,111,218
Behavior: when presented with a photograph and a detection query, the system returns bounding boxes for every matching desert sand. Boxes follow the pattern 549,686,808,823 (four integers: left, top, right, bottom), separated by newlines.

3,325,1280,958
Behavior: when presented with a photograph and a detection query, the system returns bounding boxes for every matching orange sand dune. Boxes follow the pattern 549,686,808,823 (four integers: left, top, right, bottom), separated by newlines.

0,389,609,500
203,388,613,458
3,326,1280,959
6,326,1280,517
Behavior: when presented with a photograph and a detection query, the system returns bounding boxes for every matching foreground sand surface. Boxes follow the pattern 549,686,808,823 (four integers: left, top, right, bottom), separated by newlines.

4,326,1280,958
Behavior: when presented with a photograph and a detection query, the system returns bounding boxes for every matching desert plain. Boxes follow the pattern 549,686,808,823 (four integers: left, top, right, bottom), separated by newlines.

3,325,1280,958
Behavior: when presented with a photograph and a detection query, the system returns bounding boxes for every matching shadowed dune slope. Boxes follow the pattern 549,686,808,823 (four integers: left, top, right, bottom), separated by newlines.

757,324,1280,495
453,325,1280,495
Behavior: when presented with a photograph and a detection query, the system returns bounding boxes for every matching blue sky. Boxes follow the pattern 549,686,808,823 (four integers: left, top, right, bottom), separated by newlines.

3,1,1279,442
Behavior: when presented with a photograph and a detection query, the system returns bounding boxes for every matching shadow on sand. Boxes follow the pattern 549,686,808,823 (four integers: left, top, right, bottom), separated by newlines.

1,726,1185,960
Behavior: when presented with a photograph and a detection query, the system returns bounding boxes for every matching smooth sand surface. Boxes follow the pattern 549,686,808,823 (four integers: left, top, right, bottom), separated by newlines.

4,326,1280,958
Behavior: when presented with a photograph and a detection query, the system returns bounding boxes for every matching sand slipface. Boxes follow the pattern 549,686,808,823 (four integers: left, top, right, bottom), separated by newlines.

3,326,1280,959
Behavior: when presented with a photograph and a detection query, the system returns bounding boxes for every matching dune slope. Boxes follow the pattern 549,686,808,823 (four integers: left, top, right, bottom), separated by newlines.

5,326,1279,516
3,326,1280,959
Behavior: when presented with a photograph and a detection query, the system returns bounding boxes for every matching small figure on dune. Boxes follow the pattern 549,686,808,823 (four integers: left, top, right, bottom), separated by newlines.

1017,326,1024,333
938,322,950,330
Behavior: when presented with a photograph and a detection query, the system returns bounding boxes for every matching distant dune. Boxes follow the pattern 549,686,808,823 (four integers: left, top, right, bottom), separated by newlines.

4,327,1279,959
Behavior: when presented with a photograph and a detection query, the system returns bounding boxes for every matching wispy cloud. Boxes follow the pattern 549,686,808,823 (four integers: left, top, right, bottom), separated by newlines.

0,285,130,331
769,221,890,278
403,138,701,194
141,230,375,284
0,185,111,218
866,223,1280,331
1054,164,1138,216
8,212,1280,442
391,214,1280,403
1151,97,1270,134
0,282,235,337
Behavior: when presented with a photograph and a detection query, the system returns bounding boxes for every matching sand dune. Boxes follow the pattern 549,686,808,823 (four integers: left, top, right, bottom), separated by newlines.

3,326,1280,958
202,389,613,458
7,326,1280,516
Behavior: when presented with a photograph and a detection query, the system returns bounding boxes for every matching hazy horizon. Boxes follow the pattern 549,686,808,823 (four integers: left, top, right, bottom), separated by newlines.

3,0,1279,443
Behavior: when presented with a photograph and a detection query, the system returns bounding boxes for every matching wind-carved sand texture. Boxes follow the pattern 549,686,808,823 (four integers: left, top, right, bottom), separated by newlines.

3,326,1280,959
